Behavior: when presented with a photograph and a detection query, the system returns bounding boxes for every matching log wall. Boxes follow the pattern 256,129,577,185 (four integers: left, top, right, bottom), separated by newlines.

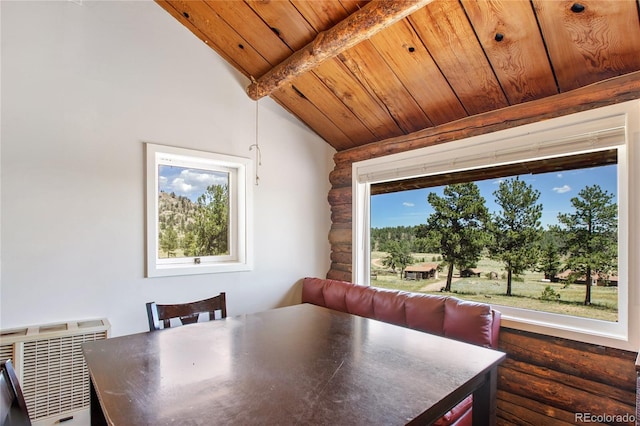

498,328,636,425
326,72,640,423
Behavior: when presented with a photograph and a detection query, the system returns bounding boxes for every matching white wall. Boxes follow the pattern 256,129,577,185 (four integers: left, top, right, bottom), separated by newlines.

0,0,334,337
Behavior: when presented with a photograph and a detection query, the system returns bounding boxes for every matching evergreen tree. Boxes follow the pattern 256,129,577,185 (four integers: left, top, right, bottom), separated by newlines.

490,177,543,296
557,185,617,305
382,240,414,277
426,183,490,292
195,184,230,256
160,225,179,257
372,225,423,252
536,227,563,281
181,231,197,257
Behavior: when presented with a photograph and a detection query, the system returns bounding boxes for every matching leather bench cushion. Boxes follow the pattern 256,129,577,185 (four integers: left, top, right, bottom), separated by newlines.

301,277,327,306
372,289,409,326
443,298,493,347
345,284,376,318
302,277,499,348
321,279,350,312
433,395,472,426
404,293,447,335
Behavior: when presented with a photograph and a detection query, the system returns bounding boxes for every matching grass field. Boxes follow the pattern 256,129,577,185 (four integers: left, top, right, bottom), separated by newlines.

371,252,618,322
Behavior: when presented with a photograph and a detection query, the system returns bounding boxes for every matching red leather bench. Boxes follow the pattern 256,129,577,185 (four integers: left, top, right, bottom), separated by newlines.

301,277,502,426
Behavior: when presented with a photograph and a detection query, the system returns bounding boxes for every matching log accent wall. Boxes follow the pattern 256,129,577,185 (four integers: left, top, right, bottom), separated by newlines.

326,72,640,423
498,328,636,425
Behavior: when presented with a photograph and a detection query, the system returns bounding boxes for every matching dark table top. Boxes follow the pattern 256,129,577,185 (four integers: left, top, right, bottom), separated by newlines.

82,303,505,425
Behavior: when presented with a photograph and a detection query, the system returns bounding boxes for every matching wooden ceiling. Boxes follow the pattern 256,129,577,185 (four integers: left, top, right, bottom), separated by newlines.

157,0,640,152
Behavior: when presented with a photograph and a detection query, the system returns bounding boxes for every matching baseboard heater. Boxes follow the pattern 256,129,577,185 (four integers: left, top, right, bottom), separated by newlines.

0,318,110,424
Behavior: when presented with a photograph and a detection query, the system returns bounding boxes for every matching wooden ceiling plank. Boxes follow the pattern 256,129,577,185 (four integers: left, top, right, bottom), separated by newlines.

203,0,292,67
369,18,468,126
533,0,640,92
246,0,435,100
316,58,405,141
244,0,318,51
339,40,434,134
290,0,352,32
461,0,558,104
408,1,509,115
292,73,377,144
156,1,248,75
271,88,354,151
163,0,271,78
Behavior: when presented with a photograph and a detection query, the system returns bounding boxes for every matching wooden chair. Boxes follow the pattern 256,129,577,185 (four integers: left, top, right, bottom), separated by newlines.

1,359,31,426
146,293,227,331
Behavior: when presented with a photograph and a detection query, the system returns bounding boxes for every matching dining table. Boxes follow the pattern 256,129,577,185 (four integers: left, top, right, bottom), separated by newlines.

82,303,505,425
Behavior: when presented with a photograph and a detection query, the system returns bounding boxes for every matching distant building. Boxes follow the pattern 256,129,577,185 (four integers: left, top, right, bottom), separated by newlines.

460,268,481,278
597,274,619,287
556,270,618,287
404,263,439,280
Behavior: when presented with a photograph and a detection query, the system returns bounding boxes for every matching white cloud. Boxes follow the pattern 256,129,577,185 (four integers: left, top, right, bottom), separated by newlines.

403,202,415,207
179,169,225,187
163,169,228,199
169,178,194,193
553,185,571,194
556,173,563,178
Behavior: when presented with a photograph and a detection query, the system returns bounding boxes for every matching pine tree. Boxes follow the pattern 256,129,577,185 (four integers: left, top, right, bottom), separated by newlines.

490,177,543,296
557,185,617,305
195,184,230,256
160,225,179,257
426,183,490,292
382,240,414,277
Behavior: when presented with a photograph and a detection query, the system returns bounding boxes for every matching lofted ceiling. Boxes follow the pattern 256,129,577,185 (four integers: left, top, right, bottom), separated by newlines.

157,0,640,152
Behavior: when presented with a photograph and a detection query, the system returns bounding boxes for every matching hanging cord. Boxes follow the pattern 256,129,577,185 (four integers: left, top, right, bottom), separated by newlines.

249,98,262,186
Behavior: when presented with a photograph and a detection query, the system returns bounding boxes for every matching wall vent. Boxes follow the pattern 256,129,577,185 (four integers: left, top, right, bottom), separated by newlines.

0,319,110,422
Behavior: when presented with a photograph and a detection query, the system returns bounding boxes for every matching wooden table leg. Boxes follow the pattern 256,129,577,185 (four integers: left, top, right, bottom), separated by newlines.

90,378,108,426
472,367,498,426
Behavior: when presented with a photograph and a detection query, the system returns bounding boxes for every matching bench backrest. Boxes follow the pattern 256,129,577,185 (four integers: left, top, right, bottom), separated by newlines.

302,277,500,348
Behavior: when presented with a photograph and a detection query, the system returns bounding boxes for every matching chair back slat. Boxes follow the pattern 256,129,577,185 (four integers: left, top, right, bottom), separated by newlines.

146,293,227,331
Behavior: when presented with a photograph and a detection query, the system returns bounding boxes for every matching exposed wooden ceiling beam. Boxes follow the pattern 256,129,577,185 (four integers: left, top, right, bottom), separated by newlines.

246,0,434,100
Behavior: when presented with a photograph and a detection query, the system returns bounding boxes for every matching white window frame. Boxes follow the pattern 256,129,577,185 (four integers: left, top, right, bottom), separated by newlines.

145,143,253,277
352,100,640,351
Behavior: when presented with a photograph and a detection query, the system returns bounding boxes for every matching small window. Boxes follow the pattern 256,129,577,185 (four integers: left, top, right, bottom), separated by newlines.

145,144,252,277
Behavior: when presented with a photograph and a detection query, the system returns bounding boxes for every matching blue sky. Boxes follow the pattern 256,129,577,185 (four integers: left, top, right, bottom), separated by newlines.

158,165,228,202
371,165,617,229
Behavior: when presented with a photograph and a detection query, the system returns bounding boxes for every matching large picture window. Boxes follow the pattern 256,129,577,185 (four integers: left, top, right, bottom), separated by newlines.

370,154,618,322
145,144,253,277
352,101,639,350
